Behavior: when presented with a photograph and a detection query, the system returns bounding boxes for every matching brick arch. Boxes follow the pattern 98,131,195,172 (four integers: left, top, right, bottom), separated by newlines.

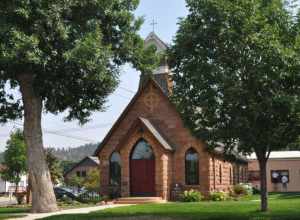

129,138,156,160
129,138,156,196
123,134,162,162
119,129,169,198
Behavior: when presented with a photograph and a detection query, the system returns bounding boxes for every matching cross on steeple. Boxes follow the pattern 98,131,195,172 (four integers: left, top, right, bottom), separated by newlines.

150,18,158,32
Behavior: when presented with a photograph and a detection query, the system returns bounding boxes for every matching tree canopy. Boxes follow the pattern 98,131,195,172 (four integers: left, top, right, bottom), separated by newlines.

0,129,27,190
0,0,158,213
0,0,157,124
45,149,63,185
169,0,300,211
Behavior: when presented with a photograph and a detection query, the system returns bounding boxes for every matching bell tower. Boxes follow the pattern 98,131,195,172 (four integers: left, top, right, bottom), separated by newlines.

140,32,172,95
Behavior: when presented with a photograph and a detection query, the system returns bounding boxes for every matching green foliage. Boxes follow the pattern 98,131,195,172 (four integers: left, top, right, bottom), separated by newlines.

0,129,27,188
233,184,253,196
50,143,98,162
45,149,63,185
60,160,77,175
210,192,228,201
82,169,100,192
169,0,300,156
181,189,203,202
67,175,84,189
0,0,158,124
233,184,248,196
169,0,300,211
36,193,300,220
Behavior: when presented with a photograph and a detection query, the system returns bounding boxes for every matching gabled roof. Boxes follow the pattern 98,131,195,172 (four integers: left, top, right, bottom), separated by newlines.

115,117,174,152
94,77,174,156
63,156,100,177
139,117,173,151
144,32,168,52
88,156,100,164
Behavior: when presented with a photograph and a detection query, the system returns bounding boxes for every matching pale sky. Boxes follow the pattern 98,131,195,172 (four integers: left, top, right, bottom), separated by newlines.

0,0,188,151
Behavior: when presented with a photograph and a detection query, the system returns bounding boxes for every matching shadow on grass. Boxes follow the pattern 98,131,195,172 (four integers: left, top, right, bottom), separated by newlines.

39,196,300,220
0,207,29,214
270,192,300,200
39,208,300,220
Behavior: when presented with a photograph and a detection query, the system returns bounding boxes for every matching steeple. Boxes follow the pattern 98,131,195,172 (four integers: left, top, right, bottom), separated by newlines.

140,32,172,95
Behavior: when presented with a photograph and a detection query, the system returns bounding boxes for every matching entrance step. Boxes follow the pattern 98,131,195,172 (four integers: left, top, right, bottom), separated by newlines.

115,197,166,204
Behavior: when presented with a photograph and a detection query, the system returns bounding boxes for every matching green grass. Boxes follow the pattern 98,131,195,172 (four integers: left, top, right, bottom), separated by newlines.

0,202,98,220
40,193,300,220
0,207,29,219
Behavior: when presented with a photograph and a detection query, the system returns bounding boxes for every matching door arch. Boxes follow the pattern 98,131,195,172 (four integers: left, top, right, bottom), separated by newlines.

130,139,155,196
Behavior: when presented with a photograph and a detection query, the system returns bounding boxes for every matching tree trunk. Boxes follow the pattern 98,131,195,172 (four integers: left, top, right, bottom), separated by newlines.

15,181,19,195
258,159,268,212
18,74,58,213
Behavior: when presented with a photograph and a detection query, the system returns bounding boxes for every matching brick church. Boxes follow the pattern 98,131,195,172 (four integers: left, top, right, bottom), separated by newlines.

94,32,248,200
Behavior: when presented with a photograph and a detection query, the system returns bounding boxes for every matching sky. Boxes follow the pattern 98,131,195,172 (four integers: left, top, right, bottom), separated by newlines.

0,0,188,151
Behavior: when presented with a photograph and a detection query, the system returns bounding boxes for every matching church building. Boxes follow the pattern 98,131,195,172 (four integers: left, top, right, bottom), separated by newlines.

94,32,248,200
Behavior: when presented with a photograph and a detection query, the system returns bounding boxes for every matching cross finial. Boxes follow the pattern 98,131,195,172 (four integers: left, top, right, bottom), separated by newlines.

150,18,158,32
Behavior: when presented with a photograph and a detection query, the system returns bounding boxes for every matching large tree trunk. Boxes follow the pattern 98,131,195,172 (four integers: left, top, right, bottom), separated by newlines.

258,159,268,212
18,74,58,213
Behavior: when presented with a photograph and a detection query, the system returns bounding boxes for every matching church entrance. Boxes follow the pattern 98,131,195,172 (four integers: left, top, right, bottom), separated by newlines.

130,139,155,196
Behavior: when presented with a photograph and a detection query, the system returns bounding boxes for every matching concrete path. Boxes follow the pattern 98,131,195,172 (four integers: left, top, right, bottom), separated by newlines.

0,196,17,207
8,204,130,220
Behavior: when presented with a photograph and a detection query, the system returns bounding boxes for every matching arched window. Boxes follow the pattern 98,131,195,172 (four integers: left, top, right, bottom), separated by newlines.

109,152,121,186
185,148,199,185
131,139,154,160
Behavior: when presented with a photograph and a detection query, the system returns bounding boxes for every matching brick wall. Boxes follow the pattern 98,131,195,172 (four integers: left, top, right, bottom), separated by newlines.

98,79,248,199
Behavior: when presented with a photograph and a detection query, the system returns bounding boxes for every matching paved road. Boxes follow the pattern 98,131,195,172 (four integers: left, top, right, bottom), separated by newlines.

7,204,131,220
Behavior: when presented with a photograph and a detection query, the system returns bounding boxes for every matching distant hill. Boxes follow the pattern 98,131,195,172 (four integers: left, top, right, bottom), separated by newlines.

50,143,99,162
0,143,99,164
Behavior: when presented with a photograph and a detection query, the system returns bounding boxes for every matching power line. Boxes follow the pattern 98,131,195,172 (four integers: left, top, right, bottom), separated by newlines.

12,122,98,143
44,130,98,143
119,86,136,94
0,84,136,141
112,93,131,100
51,123,112,133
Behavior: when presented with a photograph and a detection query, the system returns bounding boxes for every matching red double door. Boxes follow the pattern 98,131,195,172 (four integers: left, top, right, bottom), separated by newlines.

130,159,155,196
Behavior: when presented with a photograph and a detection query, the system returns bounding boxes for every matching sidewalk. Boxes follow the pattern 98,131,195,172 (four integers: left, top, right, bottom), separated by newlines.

0,196,17,207
8,204,130,220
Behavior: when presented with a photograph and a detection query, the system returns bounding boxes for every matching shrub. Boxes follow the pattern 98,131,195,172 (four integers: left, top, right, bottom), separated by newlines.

181,189,202,202
252,187,260,194
233,183,253,196
15,192,26,205
210,191,228,201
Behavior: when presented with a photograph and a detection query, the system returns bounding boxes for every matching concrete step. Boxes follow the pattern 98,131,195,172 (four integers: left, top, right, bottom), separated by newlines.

115,197,166,204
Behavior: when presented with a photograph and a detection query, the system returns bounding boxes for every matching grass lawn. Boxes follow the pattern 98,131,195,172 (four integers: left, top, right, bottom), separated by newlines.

40,193,300,220
0,201,97,219
0,207,29,220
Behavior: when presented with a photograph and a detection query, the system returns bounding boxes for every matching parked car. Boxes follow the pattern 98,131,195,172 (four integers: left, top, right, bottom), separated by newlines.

54,187,77,200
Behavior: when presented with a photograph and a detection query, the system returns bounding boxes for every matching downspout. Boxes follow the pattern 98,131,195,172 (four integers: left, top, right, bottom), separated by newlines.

213,157,216,190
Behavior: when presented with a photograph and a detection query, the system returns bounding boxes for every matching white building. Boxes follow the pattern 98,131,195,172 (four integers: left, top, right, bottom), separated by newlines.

0,174,28,194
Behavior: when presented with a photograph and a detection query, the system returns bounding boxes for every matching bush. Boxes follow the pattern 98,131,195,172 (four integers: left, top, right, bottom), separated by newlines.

15,192,26,205
210,191,228,201
252,187,260,194
233,183,253,196
181,189,202,202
